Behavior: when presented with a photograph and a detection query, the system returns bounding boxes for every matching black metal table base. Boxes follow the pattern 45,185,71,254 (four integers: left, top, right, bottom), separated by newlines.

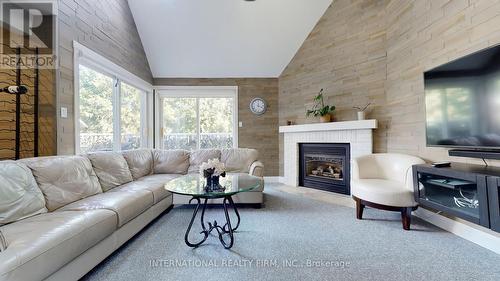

184,196,241,249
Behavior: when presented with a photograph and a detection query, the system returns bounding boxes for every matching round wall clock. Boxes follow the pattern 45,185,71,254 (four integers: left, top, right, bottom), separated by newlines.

249,97,267,115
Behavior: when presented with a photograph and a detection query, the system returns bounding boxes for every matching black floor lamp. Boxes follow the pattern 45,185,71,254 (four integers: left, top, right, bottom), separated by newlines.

0,47,39,159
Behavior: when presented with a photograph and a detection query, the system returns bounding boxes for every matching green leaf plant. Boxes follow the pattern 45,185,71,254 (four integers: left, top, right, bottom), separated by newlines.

306,89,336,117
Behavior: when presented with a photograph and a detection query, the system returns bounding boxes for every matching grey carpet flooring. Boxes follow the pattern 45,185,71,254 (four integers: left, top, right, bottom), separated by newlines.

81,185,500,281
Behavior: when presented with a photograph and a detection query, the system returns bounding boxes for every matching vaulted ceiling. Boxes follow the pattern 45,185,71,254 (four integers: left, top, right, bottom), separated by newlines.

128,0,332,78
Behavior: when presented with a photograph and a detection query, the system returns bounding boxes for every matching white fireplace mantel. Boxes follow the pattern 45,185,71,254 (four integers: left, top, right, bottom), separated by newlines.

280,119,378,189
279,119,378,133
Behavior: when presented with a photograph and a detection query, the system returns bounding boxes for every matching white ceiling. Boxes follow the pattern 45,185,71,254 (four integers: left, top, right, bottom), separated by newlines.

128,0,332,78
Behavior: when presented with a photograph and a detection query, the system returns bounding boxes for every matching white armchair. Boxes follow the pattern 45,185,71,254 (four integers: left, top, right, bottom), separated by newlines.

351,153,425,230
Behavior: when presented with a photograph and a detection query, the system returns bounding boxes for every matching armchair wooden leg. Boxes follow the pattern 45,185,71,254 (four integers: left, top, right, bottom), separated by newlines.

401,207,412,230
354,197,365,220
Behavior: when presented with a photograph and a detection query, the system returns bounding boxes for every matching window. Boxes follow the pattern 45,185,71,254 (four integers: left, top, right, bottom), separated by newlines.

162,97,198,150
158,87,238,150
120,82,144,150
75,42,151,153
78,65,114,152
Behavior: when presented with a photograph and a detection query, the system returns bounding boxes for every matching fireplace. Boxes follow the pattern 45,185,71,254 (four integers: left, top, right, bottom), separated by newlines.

298,143,350,195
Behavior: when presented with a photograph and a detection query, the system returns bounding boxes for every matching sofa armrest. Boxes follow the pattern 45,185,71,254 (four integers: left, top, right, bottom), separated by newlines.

249,161,264,177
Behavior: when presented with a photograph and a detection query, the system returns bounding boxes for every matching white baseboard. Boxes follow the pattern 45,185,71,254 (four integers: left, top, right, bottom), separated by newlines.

414,208,500,255
264,176,281,183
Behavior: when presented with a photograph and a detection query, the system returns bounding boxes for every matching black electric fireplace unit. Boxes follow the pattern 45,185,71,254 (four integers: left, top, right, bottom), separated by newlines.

299,143,350,195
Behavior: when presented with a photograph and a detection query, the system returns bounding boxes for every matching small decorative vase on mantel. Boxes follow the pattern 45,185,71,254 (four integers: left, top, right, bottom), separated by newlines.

354,103,371,121
357,111,365,120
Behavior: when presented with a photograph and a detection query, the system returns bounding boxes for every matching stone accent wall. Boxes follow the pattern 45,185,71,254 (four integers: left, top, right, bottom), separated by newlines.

58,0,152,154
279,0,388,175
154,78,280,176
385,0,500,165
279,0,500,175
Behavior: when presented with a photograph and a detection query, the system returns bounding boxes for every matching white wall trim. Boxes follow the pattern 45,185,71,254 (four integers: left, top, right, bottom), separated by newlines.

264,176,281,183
279,119,378,133
153,86,238,91
74,41,153,91
414,208,500,255
73,41,153,153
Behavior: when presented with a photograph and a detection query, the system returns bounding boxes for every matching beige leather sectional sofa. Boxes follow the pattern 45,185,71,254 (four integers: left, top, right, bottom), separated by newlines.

0,148,264,281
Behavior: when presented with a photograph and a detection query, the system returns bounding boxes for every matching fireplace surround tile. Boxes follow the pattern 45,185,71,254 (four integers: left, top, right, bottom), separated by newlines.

280,120,377,192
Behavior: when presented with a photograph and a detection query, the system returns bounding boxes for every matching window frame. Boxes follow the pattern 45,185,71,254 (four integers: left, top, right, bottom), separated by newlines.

154,86,239,150
73,41,153,154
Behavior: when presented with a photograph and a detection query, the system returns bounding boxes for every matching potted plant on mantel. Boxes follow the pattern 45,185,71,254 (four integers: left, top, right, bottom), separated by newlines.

306,89,336,123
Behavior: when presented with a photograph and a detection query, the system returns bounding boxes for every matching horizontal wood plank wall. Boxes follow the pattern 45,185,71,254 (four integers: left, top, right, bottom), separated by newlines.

385,0,500,166
57,0,152,154
278,0,388,176
154,78,280,176
279,0,500,176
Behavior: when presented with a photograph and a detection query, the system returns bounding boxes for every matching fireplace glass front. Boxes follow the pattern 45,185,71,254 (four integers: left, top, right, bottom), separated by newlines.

304,154,344,181
299,143,350,194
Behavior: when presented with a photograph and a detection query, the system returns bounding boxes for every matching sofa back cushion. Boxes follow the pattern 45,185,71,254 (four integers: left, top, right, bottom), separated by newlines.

87,152,133,191
221,148,258,173
188,149,221,174
153,149,190,174
21,156,102,211
122,149,153,179
0,161,47,225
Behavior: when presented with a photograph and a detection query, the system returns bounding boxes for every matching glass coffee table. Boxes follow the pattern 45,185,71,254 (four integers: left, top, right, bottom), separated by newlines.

165,174,262,249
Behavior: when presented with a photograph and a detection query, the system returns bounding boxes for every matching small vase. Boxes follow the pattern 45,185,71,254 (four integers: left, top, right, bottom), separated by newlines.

357,111,365,120
212,175,220,187
319,114,331,123
205,175,221,192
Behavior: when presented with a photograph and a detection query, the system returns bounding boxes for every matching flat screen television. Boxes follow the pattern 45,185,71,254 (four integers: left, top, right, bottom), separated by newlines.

424,44,500,150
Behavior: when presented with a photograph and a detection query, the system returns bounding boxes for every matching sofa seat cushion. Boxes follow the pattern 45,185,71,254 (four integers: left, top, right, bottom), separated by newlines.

112,174,179,204
56,191,153,227
20,156,102,211
0,210,116,281
0,161,47,225
87,151,133,191
188,149,221,174
351,179,417,207
153,149,190,174
221,148,258,173
122,149,153,179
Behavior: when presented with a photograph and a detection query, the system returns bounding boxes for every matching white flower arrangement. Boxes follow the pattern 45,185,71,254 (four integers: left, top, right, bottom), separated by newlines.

200,158,226,177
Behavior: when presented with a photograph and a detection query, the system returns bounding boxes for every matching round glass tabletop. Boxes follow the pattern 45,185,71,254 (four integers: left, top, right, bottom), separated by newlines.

165,174,262,198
